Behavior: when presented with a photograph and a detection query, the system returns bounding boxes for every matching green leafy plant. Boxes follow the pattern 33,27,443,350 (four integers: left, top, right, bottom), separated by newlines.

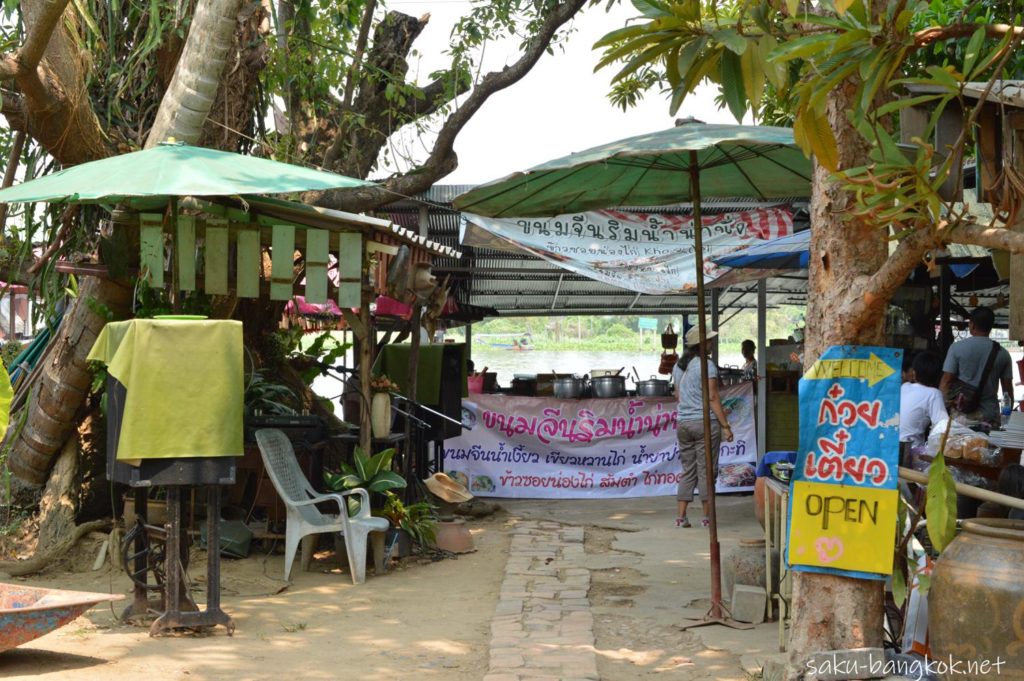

324,447,406,515
291,331,351,385
244,369,299,416
379,491,438,548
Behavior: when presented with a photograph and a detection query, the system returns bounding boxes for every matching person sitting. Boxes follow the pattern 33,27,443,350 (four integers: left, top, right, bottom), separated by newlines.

900,351,947,448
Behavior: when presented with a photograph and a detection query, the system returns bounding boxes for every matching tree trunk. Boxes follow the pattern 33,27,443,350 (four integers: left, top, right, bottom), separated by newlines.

145,0,246,147
7,276,132,489
788,44,887,670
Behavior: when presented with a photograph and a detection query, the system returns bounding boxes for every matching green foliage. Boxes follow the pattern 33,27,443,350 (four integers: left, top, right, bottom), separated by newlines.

132,280,213,319
291,330,351,385
594,0,1024,274
0,341,22,369
926,451,958,554
244,369,299,416
379,491,437,548
324,446,406,515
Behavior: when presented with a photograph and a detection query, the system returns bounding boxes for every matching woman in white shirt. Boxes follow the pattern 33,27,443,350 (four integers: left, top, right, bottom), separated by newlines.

672,326,733,528
900,351,948,447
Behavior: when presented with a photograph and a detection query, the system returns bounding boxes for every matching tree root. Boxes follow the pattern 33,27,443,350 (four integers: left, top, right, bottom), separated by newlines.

0,519,111,577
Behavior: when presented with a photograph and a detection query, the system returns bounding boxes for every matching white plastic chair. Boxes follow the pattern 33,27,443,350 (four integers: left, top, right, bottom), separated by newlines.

255,429,389,584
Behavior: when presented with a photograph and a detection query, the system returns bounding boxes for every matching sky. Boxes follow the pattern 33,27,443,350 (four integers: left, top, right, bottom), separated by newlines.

383,0,741,185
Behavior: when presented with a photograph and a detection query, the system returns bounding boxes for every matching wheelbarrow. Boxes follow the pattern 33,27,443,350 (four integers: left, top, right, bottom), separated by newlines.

0,583,123,653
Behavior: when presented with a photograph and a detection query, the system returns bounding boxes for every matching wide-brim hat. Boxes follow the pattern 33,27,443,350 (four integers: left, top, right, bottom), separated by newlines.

424,472,474,503
685,326,718,348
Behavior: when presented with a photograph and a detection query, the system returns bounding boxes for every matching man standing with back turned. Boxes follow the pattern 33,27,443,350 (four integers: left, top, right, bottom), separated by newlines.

939,307,1014,425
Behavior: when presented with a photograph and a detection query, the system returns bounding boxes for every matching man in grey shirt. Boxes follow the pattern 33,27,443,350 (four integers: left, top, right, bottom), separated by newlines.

939,307,1014,424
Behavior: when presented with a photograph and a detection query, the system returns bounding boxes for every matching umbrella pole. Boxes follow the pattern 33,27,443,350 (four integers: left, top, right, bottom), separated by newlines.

679,151,752,632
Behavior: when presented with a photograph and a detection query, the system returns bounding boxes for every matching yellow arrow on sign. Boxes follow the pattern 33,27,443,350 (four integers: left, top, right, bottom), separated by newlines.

803,353,896,387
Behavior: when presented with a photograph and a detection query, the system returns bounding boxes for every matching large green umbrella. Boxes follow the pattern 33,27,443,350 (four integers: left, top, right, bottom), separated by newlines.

0,141,373,206
454,120,812,628
453,121,809,216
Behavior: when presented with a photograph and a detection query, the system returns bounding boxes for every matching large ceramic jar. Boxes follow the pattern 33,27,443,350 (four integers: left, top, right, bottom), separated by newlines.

929,518,1024,680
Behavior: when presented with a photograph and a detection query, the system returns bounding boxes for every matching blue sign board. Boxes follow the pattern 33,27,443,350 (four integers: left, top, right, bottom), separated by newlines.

787,345,902,579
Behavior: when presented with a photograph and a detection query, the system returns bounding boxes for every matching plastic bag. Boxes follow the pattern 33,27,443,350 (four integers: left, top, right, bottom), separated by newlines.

926,419,976,457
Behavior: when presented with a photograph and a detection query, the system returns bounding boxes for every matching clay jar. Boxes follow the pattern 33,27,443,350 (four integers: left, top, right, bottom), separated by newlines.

723,538,779,602
929,518,1024,680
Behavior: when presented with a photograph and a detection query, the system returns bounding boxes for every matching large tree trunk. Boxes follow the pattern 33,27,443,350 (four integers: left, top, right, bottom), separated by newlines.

788,41,888,672
6,0,253,493
145,0,246,147
7,276,132,489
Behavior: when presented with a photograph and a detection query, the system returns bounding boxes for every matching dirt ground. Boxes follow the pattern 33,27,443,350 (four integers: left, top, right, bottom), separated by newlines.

0,496,776,680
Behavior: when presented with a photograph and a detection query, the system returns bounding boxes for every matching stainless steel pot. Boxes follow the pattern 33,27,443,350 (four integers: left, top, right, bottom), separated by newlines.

553,376,586,399
636,377,671,397
592,375,626,398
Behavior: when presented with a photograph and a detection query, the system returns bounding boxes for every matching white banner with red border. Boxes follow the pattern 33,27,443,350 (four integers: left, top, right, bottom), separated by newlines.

461,208,793,294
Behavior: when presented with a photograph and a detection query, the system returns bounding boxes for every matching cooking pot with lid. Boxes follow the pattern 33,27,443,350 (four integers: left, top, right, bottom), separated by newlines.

636,376,672,397
553,376,587,399
592,375,626,398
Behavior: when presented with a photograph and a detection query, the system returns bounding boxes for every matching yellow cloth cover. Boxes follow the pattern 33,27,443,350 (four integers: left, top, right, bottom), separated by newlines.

88,319,243,460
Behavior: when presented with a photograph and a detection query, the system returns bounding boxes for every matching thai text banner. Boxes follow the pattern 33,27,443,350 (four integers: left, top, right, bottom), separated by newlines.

461,208,794,295
443,383,757,499
789,345,902,579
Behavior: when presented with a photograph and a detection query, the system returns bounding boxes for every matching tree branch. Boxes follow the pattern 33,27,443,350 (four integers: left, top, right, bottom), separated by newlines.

394,75,471,122
19,0,73,69
309,0,588,212
947,219,1024,253
837,227,935,341
914,23,1024,48
0,56,16,80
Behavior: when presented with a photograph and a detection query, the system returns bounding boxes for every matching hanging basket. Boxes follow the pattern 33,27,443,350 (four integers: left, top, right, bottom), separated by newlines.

661,323,678,350
658,351,678,375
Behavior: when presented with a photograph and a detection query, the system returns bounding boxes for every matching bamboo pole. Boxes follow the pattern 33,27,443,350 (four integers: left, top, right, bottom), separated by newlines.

898,466,1024,513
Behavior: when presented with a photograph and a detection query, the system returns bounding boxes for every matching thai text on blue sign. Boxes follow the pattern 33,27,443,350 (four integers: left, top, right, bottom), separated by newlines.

788,346,902,579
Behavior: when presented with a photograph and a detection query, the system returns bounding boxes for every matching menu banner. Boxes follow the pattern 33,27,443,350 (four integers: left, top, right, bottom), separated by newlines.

442,383,758,499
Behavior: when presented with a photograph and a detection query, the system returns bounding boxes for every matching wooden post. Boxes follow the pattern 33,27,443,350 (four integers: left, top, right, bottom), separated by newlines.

359,248,373,454
404,305,423,481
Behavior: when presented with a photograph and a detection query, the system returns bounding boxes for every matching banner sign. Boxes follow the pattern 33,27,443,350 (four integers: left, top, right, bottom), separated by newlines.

461,208,794,295
788,346,902,579
443,383,757,499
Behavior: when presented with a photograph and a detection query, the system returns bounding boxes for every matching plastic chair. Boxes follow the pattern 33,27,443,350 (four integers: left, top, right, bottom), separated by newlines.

254,429,389,584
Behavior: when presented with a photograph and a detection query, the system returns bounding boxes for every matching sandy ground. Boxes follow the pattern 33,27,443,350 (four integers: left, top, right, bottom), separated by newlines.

0,496,780,680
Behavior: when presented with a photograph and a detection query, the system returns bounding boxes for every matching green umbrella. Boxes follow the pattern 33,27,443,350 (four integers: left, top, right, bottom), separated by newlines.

0,141,373,206
453,121,810,216
454,120,811,629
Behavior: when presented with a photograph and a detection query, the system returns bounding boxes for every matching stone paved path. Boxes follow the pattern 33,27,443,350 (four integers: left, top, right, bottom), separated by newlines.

484,520,598,681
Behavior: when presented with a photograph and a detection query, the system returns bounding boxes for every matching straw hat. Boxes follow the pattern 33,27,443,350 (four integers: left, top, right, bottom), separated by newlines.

685,326,718,348
424,472,474,503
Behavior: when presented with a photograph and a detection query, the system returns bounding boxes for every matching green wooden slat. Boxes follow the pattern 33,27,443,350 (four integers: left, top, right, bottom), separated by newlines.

204,218,229,295
305,229,329,304
139,213,164,288
270,224,296,301
337,231,362,308
236,228,260,299
176,215,196,292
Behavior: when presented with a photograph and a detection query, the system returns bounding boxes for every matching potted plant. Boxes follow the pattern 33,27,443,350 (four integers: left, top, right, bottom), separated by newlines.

323,446,406,515
368,375,400,438
379,492,438,557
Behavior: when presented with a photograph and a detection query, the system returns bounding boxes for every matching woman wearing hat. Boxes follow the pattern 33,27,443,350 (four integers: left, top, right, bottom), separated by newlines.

671,326,733,528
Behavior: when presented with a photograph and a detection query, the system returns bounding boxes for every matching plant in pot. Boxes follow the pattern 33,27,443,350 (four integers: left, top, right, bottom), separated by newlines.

323,447,406,516
379,492,438,557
